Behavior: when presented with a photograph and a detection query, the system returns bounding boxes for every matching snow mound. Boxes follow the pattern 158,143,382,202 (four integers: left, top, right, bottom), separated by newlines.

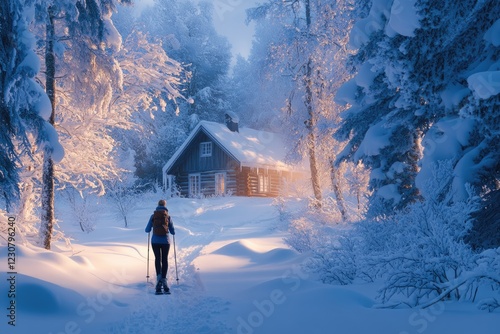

212,240,296,264
17,275,83,315
213,240,266,258
16,244,95,276
70,255,95,269
232,279,375,333
19,284,59,314
246,278,374,308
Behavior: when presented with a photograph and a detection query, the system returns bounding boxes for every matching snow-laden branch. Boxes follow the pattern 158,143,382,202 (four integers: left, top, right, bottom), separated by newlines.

113,30,190,117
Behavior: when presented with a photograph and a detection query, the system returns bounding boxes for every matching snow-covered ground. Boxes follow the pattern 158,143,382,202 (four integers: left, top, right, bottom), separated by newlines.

1,196,499,333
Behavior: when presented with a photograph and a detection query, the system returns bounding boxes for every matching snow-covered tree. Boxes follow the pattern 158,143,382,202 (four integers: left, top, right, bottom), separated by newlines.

246,0,355,215
228,19,293,131
115,29,188,118
34,0,131,249
246,0,322,202
112,0,230,185
144,0,232,122
110,29,190,185
335,0,500,216
0,0,63,211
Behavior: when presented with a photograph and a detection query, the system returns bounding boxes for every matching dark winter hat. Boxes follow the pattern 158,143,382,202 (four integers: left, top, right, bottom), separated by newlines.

158,199,167,207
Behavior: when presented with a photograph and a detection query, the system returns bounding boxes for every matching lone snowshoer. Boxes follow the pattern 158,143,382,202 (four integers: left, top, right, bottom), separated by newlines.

145,199,176,294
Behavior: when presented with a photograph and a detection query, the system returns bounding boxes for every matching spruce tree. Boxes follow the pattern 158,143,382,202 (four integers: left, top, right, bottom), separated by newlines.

335,0,500,215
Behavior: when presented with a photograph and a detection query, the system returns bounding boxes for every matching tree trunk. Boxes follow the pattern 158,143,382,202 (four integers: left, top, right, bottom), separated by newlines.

305,58,322,204
303,0,322,205
305,0,311,26
4,191,12,213
40,7,56,250
307,135,322,203
41,155,55,249
329,158,347,221
357,190,361,212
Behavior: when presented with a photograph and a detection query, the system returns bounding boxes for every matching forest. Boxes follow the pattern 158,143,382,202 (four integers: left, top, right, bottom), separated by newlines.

1,0,499,311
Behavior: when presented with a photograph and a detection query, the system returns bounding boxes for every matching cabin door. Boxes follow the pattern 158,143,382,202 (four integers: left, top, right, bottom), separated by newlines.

258,173,270,194
215,172,226,195
188,173,201,197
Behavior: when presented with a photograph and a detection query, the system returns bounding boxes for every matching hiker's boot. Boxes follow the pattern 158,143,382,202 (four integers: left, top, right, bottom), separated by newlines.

161,278,170,294
155,275,162,294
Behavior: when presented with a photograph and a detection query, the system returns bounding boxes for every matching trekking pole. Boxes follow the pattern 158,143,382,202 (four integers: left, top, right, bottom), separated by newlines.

146,232,150,283
173,235,179,285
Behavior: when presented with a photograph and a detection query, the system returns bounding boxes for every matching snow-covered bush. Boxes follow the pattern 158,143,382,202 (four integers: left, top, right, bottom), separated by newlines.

344,161,371,216
305,234,359,285
285,202,361,285
286,217,321,253
354,162,498,307
369,194,479,306
107,181,139,228
288,161,500,308
61,190,100,233
360,163,499,308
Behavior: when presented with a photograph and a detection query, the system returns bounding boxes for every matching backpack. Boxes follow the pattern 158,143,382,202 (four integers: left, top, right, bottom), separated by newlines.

152,210,169,236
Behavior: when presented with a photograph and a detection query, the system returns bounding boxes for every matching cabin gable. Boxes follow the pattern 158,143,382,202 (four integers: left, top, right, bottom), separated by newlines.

167,129,239,174
166,128,240,197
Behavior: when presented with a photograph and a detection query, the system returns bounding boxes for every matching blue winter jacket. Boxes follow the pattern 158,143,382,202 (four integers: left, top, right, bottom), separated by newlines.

145,206,175,244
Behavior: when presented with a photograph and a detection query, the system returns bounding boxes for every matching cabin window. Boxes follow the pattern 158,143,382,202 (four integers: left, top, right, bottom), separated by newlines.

200,142,212,157
215,173,226,195
189,173,201,197
258,174,270,193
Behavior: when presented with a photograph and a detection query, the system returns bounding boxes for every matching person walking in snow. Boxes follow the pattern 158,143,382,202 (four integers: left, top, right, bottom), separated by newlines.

145,199,176,294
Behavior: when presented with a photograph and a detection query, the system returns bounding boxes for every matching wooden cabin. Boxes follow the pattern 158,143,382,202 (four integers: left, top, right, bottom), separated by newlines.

162,116,306,197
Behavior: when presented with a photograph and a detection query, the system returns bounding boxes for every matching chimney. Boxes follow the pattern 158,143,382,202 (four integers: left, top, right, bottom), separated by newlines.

225,112,239,132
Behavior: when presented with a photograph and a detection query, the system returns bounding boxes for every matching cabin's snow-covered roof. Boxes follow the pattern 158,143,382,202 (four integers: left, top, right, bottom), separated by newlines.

163,121,304,174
